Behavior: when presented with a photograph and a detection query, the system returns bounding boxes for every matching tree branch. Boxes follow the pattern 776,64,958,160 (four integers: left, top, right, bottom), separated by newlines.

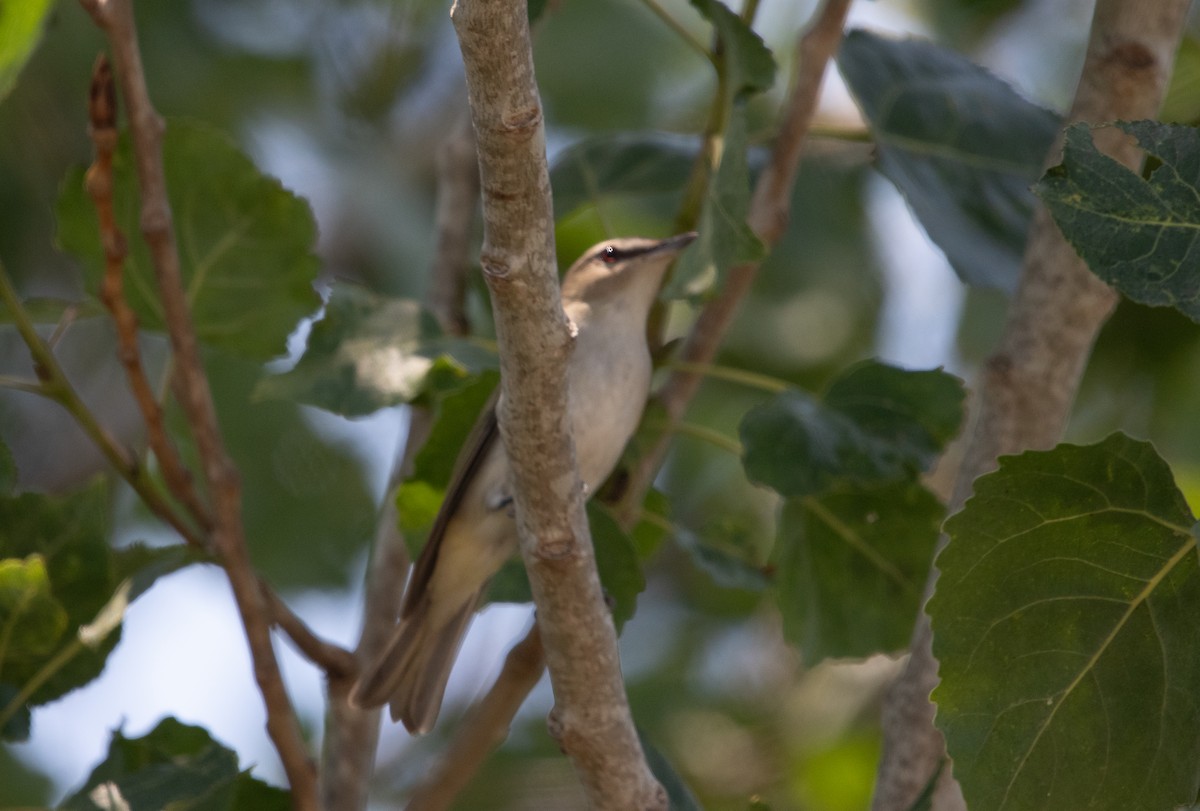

871,2,1193,808
320,95,480,811
84,53,213,539
617,0,853,525
405,621,545,811
451,0,665,808
77,1,317,804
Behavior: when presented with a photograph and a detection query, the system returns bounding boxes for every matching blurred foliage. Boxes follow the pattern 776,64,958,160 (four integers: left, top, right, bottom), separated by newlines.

1,0,1199,809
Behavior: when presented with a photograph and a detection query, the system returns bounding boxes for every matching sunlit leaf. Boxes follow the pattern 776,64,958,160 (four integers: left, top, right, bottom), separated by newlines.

56,120,321,359
256,284,495,416
0,0,55,103
1036,121,1200,321
838,29,1060,292
931,433,1200,811
60,717,289,811
740,360,964,497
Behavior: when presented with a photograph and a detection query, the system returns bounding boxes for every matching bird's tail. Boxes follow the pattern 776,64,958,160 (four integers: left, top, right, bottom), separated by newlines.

351,592,481,735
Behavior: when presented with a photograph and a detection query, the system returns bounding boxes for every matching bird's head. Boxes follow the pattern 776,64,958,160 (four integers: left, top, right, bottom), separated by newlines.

560,232,698,311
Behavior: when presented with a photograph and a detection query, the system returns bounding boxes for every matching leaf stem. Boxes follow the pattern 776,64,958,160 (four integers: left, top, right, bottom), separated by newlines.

662,358,790,393
639,0,713,63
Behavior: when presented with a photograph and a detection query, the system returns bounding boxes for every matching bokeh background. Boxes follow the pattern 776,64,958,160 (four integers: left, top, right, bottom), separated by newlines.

3,0,1200,807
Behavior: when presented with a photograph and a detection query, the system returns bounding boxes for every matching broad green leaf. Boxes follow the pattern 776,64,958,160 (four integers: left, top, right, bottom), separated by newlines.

689,0,776,100
639,728,704,811
930,433,1200,811
740,360,964,497
256,285,494,416
0,0,54,104
0,482,195,709
60,717,289,811
172,353,376,589
56,120,321,359
776,483,940,664
838,30,1060,292
1036,121,1200,321
550,135,696,219
665,106,763,298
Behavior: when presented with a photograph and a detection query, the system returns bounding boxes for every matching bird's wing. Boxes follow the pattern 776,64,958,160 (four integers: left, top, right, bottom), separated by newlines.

400,384,501,619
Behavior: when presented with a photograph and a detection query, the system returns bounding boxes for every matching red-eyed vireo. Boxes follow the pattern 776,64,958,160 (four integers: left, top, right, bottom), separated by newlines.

352,232,697,734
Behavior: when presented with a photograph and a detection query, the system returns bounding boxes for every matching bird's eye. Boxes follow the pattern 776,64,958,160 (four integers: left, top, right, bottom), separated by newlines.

601,245,619,265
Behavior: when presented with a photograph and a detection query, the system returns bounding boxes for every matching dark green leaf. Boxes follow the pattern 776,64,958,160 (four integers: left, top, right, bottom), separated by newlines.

776,482,940,664
676,529,768,592
178,353,377,589
0,683,30,742
60,717,289,811
256,284,495,416
551,135,696,219
638,728,704,811
689,0,776,100
838,30,1060,292
56,120,321,359
665,107,763,298
629,488,672,559
588,503,645,629
930,433,1200,811
1036,121,1200,321
0,436,16,495
740,360,964,497
0,0,55,103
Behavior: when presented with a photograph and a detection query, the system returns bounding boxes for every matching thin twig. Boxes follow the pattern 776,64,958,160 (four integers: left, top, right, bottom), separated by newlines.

872,1,1193,808
77,1,317,804
405,622,546,811
84,53,213,539
0,262,205,549
320,97,480,811
259,578,357,679
617,0,853,526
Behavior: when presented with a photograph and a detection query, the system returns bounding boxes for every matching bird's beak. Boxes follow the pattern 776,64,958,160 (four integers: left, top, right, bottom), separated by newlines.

653,231,699,255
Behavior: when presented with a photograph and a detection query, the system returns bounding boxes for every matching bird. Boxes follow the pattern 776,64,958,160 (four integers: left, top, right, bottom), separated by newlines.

351,232,698,734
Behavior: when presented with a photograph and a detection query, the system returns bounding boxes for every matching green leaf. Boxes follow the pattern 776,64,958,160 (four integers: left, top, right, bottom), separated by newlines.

0,683,29,742
0,556,68,664
665,106,763,298
740,360,964,497
0,0,54,104
776,482,940,664
930,433,1200,811
56,120,321,359
1036,121,1200,321
689,0,776,100
551,135,696,219
0,482,193,710
676,529,768,592
396,371,499,559
639,728,704,811
60,717,289,811
837,30,1060,292
588,504,645,629
256,284,494,416
0,437,15,495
